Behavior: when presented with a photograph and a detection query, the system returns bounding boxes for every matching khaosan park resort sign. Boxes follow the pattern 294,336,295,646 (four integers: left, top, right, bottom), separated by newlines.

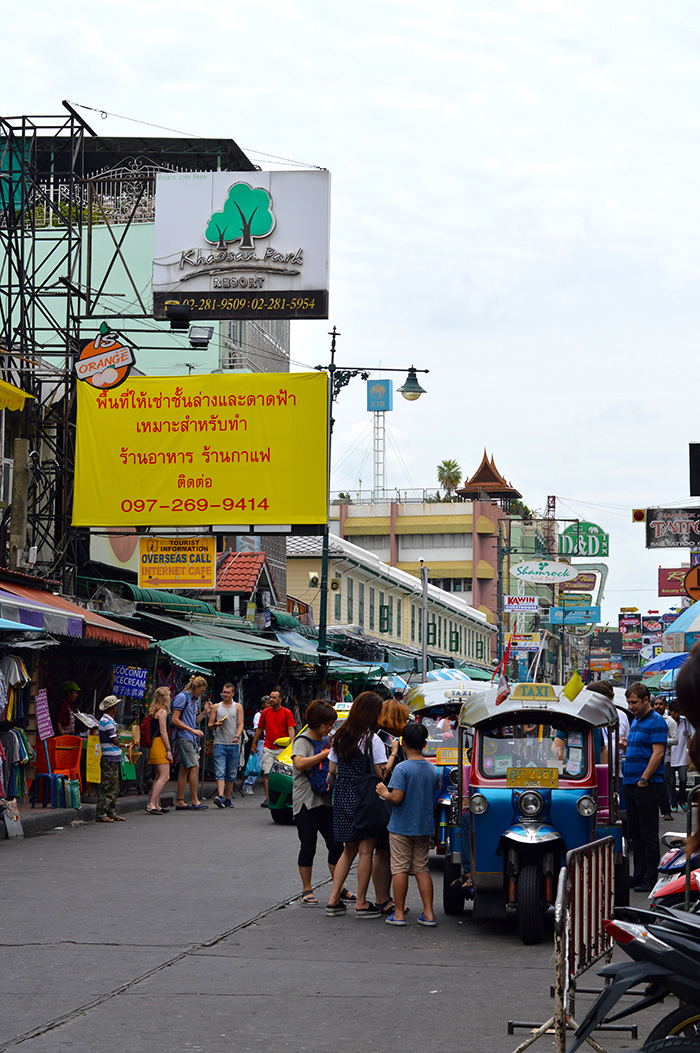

510,560,579,585
152,170,330,322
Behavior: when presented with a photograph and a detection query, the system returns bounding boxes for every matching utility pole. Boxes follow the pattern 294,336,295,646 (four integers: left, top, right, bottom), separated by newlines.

420,559,429,679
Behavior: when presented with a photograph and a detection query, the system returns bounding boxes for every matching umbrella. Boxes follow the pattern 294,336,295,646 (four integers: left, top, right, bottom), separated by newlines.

641,651,689,674
380,673,409,693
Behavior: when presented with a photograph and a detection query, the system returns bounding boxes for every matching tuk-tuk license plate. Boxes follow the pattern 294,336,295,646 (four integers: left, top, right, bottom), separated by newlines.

506,767,559,788
436,748,460,766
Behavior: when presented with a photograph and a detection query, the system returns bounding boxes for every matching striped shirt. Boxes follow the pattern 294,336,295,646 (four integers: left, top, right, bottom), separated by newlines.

98,713,122,761
623,708,667,784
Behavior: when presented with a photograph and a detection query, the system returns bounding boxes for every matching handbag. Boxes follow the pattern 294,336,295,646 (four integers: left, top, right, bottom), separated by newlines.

352,733,391,837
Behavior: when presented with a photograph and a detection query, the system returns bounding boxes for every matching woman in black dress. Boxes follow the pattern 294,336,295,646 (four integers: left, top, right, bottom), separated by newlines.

325,692,387,918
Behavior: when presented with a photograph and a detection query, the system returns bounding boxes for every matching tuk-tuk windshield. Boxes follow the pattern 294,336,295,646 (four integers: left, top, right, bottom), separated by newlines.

479,722,589,780
419,714,457,758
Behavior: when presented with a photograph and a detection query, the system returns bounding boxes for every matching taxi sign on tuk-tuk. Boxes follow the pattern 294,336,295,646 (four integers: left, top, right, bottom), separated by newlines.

436,747,460,766
509,683,558,704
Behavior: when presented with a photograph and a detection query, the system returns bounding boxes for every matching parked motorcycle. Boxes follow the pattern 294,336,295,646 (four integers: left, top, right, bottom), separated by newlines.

650,832,700,908
567,904,700,1051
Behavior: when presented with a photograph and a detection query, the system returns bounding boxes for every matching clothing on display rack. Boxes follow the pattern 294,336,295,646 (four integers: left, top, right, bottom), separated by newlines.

0,657,31,722
0,725,35,799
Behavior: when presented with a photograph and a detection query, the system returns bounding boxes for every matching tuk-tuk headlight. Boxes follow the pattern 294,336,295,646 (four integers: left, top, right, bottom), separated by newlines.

577,795,597,817
448,767,459,788
470,793,488,814
518,791,544,817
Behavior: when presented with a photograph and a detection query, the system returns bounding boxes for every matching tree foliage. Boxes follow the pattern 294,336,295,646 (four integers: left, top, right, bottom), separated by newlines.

205,183,275,249
437,459,462,496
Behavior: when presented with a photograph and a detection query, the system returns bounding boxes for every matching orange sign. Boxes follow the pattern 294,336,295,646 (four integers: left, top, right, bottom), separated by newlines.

75,323,135,391
684,566,700,602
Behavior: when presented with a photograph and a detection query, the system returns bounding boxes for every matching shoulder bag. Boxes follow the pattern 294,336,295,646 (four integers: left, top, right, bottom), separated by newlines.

352,733,391,837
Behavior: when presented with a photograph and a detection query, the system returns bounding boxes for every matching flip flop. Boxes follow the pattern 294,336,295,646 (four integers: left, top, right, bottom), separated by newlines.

145,807,165,815
112,815,126,822
301,892,319,906
95,816,113,823
355,903,382,918
175,803,189,810
191,803,208,810
417,913,437,927
385,912,408,926
339,888,357,902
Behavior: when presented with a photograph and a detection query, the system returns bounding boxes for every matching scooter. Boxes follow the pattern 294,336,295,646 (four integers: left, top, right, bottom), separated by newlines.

650,832,700,901
567,904,700,1051
651,868,700,911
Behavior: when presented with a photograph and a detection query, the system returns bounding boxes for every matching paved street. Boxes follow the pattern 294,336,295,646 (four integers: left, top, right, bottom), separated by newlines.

1,790,671,1053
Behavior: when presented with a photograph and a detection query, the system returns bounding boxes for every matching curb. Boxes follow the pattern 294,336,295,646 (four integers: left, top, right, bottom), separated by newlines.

11,792,177,839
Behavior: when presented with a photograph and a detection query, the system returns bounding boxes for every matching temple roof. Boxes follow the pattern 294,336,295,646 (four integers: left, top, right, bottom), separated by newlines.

456,450,522,500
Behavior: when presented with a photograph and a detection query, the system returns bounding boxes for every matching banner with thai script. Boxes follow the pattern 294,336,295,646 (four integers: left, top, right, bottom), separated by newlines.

35,689,54,740
73,373,328,527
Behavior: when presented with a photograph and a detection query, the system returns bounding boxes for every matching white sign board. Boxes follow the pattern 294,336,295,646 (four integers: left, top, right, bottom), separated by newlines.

505,595,539,613
153,170,330,321
511,560,578,584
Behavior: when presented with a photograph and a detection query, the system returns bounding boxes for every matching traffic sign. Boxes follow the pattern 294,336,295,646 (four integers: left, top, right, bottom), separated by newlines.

684,565,700,602
619,606,639,613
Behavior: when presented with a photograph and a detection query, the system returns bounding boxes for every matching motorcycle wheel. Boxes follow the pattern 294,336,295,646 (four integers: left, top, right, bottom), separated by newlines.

644,1004,700,1043
442,858,465,916
643,1040,700,1051
614,859,630,907
517,864,544,945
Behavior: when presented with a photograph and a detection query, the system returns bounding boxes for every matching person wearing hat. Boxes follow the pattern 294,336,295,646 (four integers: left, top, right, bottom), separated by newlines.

57,681,81,735
96,695,125,823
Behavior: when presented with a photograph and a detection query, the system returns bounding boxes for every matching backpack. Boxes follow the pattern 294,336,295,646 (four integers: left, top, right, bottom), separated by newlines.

298,734,332,795
139,716,152,749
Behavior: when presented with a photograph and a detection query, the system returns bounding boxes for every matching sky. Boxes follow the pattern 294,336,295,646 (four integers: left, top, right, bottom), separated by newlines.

4,0,700,624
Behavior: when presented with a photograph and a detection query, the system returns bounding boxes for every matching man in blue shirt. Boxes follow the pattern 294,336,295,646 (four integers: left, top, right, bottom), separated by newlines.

623,682,667,892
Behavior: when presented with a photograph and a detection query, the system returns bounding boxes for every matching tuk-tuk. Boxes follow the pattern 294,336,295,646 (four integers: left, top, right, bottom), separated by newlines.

406,680,485,857
444,681,627,944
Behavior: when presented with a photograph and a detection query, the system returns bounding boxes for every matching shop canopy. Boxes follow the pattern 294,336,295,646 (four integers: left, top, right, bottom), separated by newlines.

642,651,689,674
326,660,385,683
100,581,217,615
0,616,42,632
154,634,275,672
0,588,83,638
273,629,320,664
0,379,34,412
0,584,151,649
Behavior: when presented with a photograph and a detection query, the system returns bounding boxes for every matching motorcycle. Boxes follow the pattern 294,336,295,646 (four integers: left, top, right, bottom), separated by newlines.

650,832,700,907
567,904,700,1051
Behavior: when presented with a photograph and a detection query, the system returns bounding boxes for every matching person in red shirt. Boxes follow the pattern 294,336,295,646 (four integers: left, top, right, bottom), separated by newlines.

251,688,295,808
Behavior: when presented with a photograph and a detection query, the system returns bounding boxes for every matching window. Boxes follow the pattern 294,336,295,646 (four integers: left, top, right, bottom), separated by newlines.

358,582,365,627
369,587,375,631
334,576,341,621
438,616,442,648
347,577,354,623
396,597,402,639
418,606,422,643
411,604,415,643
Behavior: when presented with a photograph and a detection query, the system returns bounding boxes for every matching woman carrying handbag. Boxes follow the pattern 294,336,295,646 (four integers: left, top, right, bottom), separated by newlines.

325,692,388,919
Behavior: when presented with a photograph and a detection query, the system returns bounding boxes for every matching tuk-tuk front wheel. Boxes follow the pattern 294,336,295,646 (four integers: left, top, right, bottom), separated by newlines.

517,865,544,945
442,858,465,915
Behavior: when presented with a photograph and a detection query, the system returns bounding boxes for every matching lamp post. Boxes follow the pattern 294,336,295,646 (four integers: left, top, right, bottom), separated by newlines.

420,558,430,679
315,328,428,676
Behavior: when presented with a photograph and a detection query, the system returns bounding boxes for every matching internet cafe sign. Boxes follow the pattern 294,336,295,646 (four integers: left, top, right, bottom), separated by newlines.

153,170,330,322
511,560,578,584
646,507,700,548
559,521,609,558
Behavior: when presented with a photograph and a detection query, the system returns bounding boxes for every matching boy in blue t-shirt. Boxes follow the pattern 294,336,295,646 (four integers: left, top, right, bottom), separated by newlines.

376,722,440,926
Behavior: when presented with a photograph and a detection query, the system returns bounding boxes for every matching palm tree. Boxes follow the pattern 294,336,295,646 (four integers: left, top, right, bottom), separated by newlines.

437,459,462,497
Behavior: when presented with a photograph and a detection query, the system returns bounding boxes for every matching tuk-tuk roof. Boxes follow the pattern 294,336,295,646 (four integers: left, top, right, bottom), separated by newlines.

406,678,493,714
457,682,619,729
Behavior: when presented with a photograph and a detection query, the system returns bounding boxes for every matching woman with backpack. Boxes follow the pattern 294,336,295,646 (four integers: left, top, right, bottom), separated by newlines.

146,687,173,815
325,691,389,919
291,699,346,905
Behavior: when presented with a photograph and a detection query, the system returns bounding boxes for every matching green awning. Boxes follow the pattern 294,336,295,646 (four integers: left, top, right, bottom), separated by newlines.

155,634,274,669
383,649,418,674
92,580,217,615
326,661,385,683
271,610,302,629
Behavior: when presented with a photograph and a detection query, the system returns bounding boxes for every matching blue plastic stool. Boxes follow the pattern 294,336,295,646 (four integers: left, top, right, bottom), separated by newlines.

31,773,67,808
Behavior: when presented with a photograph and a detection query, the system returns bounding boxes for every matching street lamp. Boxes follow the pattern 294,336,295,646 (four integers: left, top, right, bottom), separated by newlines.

315,327,428,675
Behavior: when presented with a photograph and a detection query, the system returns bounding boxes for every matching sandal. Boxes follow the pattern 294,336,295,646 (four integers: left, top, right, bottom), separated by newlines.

301,892,319,906
452,876,474,891
95,816,113,823
325,901,347,917
378,899,395,914
339,888,357,902
145,806,165,815
112,815,126,822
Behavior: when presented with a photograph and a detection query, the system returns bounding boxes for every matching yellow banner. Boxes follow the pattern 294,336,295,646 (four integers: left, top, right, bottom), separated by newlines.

138,537,216,589
73,372,328,527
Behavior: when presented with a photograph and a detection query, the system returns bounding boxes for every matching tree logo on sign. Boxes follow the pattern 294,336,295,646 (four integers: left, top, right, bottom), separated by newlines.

205,183,276,249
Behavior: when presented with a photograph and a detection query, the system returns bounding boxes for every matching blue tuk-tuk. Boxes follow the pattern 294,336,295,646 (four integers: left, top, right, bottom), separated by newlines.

444,682,627,944
406,680,485,857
